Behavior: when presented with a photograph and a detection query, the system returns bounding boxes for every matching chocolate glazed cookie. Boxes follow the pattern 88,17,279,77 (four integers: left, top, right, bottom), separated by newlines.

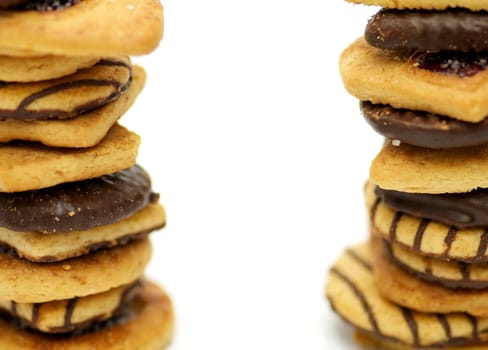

0,165,158,233
361,102,488,149
366,8,488,52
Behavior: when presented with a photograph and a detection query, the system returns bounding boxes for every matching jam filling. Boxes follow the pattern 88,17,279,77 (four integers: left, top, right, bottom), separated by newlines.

413,51,488,77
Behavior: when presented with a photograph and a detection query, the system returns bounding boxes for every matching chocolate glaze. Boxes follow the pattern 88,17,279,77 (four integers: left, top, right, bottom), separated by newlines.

366,8,488,52
22,0,81,10
361,102,488,149
330,250,486,347
375,185,488,228
0,165,158,233
0,59,131,121
0,0,29,8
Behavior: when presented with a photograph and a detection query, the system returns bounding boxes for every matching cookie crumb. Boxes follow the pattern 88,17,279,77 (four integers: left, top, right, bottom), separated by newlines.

391,139,401,147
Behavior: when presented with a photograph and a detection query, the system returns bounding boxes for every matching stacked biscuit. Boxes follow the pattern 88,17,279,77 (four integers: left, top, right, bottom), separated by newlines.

0,1,173,349
326,1,488,349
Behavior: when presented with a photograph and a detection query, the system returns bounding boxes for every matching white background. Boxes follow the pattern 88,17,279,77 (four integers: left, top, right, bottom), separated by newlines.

125,1,383,349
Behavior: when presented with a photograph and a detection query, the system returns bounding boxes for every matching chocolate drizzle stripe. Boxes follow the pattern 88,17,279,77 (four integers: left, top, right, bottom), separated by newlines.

31,304,40,327
346,249,372,271
436,314,452,340
477,229,488,260
330,267,380,335
401,307,420,347
371,197,381,220
10,301,16,318
459,262,470,281
443,227,458,257
64,298,78,329
466,314,480,341
390,212,403,242
413,218,430,252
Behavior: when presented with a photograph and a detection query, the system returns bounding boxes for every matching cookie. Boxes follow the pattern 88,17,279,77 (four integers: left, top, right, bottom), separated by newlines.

0,238,151,303
0,0,163,57
0,281,139,333
385,238,488,289
0,123,140,192
326,242,488,348
365,8,488,52
343,0,488,11
369,139,488,194
0,57,131,121
0,202,165,262
0,280,173,350
0,64,145,148
361,101,488,149
371,231,488,316
0,55,98,82
0,165,157,233
340,37,488,123
366,182,488,262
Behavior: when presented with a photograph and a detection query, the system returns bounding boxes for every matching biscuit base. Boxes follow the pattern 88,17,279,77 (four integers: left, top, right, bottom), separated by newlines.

0,280,173,350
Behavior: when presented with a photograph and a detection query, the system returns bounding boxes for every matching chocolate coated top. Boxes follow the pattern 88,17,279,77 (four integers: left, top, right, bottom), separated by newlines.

375,185,488,228
16,0,80,10
0,0,28,8
0,165,158,233
366,9,488,52
361,101,488,149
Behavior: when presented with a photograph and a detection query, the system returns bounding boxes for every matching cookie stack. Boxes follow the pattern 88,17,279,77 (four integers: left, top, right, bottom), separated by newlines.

0,1,173,349
326,1,488,349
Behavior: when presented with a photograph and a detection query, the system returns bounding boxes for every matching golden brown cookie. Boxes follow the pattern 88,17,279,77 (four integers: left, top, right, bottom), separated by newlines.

343,0,488,11
0,123,140,192
365,181,488,262
385,238,488,289
0,280,173,350
0,238,151,303
371,231,488,316
0,281,140,334
326,242,488,348
0,0,164,57
0,56,130,121
0,64,145,148
0,55,99,82
369,139,488,194
0,202,165,262
340,37,488,123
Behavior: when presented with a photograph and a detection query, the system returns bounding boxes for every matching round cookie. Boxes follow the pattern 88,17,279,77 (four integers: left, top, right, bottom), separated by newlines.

369,139,488,194
0,202,165,262
0,55,99,82
0,0,163,57
0,238,151,303
0,280,173,350
0,64,145,148
385,239,488,289
0,57,131,121
326,242,488,348
365,9,488,52
0,123,140,192
0,281,140,334
366,182,488,263
361,101,488,149
0,165,157,233
371,232,488,317
343,0,488,10
340,37,488,123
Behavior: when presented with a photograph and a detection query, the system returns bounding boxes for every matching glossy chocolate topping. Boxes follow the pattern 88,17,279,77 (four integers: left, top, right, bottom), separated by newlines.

375,185,488,228
413,51,488,77
366,8,488,52
0,0,29,8
361,101,488,149
18,0,81,10
0,165,158,233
